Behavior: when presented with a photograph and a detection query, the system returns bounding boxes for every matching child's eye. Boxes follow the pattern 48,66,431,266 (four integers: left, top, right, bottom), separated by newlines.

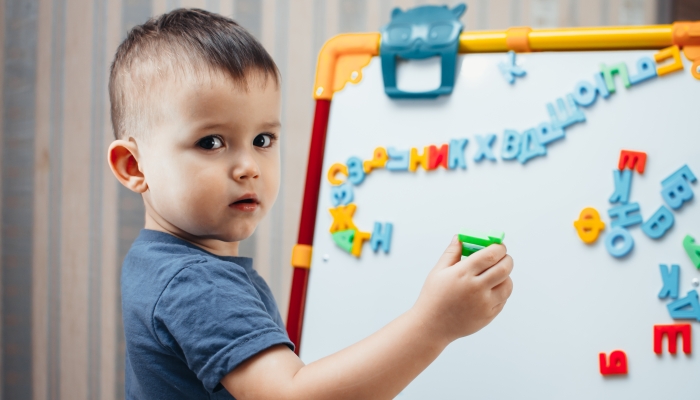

197,135,223,150
253,133,275,148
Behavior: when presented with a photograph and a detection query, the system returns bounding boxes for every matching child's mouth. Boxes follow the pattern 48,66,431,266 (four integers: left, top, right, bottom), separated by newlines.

230,197,259,212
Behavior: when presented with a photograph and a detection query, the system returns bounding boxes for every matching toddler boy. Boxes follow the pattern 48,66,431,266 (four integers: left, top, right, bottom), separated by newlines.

108,8,514,400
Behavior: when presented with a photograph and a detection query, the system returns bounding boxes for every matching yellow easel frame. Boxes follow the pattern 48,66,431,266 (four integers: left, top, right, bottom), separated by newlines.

312,22,700,101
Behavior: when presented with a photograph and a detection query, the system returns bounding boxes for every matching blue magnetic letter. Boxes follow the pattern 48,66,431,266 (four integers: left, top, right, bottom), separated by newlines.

547,94,586,130
658,264,680,299
386,147,409,171
330,183,354,207
605,227,634,258
609,169,632,204
608,202,642,228
346,157,365,185
473,134,497,162
661,165,696,210
517,128,547,164
573,73,611,107
667,290,700,321
629,56,657,85
448,138,468,169
501,130,521,160
370,222,393,253
534,121,565,146
641,205,675,239
498,50,527,84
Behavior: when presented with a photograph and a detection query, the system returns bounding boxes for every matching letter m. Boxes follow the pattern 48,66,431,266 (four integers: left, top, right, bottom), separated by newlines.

654,324,691,354
618,150,647,174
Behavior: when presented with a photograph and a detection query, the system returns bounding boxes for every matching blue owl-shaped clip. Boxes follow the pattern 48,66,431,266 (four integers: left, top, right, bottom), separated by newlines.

380,4,466,99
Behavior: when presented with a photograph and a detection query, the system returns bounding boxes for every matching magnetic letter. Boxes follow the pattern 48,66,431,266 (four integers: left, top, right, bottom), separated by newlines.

534,121,565,146
386,147,410,171
498,50,526,84
501,130,521,160
448,138,468,169
667,290,700,321
629,56,658,85
600,62,631,93
327,163,348,185
547,94,586,130
329,204,357,233
661,165,696,210
599,351,628,375
605,227,634,258
661,165,697,187
683,235,700,269
573,207,606,244
473,134,497,162
428,144,449,170
351,230,372,257
332,229,355,253
370,222,393,253
517,128,546,164
409,147,429,172
618,150,647,174
654,324,691,354
609,169,633,204
572,73,610,107
641,205,674,239
330,182,354,207
346,157,365,185
608,202,642,228
654,45,684,76
658,264,680,299
363,147,388,173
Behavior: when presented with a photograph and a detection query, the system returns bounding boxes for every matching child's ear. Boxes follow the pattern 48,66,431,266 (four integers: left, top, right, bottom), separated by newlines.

107,139,148,193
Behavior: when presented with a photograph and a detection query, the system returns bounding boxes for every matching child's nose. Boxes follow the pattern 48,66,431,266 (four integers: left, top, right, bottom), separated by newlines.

232,152,260,181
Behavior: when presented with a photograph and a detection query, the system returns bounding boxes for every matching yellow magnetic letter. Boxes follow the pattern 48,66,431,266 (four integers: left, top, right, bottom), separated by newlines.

654,45,684,76
363,147,388,173
573,207,606,244
329,204,357,233
409,147,429,172
351,230,372,257
327,163,348,185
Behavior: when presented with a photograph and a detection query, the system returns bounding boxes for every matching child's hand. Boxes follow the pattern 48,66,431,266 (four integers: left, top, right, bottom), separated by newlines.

412,235,513,344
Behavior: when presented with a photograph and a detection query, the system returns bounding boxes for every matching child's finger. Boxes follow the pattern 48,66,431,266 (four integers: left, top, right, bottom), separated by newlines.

491,276,514,303
480,254,513,288
433,235,463,270
460,244,507,276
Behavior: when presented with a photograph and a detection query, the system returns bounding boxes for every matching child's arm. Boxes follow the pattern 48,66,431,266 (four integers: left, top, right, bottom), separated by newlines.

221,236,513,400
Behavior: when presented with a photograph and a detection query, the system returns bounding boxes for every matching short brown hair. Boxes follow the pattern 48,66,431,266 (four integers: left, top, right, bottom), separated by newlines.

109,8,279,139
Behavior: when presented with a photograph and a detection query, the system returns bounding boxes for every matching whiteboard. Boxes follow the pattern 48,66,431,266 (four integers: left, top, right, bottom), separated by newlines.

300,50,700,399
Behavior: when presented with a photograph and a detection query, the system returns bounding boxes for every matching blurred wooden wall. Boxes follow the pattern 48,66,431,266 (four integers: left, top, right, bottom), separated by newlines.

0,0,661,398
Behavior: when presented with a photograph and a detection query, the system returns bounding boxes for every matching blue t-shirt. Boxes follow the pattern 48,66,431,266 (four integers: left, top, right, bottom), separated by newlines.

121,229,293,399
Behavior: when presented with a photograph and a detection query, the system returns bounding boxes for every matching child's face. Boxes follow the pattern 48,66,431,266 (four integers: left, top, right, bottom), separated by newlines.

138,72,281,244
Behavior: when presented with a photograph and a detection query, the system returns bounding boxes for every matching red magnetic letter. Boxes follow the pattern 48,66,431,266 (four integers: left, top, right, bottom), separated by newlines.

654,324,692,354
599,350,628,375
618,150,647,174
428,144,449,170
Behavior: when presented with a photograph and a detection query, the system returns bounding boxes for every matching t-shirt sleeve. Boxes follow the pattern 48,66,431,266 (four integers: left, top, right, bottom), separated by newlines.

153,259,294,393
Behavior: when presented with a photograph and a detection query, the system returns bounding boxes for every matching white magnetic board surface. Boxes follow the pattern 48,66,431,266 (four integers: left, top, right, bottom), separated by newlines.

300,50,700,399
